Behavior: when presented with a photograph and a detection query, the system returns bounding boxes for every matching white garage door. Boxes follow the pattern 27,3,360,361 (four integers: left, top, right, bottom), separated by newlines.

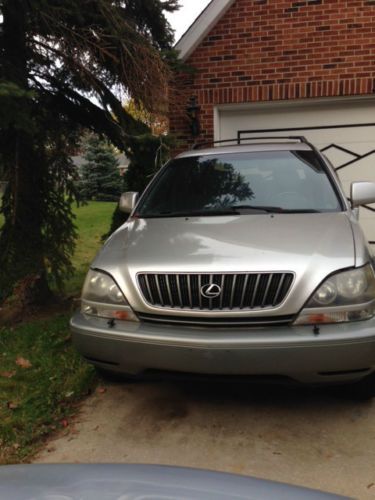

216,98,375,245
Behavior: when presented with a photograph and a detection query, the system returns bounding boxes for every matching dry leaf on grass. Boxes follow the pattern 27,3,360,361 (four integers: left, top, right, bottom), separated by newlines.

0,371,16,378
97,387,107,394
7,402,19,410
16,357,32,369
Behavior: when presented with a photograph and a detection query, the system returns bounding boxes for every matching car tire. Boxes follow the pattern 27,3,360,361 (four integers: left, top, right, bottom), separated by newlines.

95,366,140,383
346,373,375,401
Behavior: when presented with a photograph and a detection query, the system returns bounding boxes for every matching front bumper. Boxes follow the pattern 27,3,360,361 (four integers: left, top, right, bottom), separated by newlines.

70,313,375,384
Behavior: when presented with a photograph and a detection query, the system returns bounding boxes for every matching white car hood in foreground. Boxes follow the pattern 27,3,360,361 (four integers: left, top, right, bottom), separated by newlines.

0,464,348,500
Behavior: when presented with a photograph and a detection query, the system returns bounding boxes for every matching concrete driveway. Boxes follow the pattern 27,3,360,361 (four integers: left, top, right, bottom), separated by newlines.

35,380,375,499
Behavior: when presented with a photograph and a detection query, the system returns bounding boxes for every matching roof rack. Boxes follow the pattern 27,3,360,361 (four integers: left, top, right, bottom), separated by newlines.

192,136,309,150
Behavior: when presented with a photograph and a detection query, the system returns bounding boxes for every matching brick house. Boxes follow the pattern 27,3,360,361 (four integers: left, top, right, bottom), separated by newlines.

170,0,375,241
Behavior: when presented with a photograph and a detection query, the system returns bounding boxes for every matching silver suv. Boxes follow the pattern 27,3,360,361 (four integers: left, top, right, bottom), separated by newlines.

71,137,375,397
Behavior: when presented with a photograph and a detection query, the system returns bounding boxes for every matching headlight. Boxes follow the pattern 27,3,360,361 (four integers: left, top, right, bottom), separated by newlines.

82,271,126,304
313,280,337,306
308,265,375,307
81,270,139,322
337,270,368,299
294,264,375,325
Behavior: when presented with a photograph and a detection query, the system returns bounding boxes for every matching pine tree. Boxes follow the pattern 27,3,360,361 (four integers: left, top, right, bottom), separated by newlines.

79,137,121,202
106,134,174,237
0,0,179,304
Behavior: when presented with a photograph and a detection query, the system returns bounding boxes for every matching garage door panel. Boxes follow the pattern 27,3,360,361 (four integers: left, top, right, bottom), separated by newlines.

339,160,375,185
219,100,375,137
359,209,375,242
323,148,358,167
218,100,375,244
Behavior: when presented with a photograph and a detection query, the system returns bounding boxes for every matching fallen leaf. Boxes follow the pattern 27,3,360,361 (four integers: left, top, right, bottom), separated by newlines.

97,387,107,394
16,357,32,369
61,419,69,428
47,447,56,453
0,371,16,378
367,483,374,489
13,443,20,450
7,402,19,410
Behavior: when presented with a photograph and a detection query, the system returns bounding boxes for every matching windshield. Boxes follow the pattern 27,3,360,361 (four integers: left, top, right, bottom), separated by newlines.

136,151,342,218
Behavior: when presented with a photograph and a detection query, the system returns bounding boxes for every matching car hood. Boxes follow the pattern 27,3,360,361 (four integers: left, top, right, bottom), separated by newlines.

92,213,356,316
0,464,348,500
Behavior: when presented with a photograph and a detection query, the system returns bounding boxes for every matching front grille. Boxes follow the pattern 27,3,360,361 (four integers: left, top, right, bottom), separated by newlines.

137,312,295,327
137,272,294,311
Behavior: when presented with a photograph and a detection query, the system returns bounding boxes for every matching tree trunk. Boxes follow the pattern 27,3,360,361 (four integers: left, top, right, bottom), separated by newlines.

0,0,50,304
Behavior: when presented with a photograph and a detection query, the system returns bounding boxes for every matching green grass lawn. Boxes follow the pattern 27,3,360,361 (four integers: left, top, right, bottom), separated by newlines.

0,316,95,464
66,201,117,295
0,201,116,296
0,202,116,464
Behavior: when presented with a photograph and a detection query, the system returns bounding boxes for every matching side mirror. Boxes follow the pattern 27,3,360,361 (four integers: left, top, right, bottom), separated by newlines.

351,182,375,208
119,192,139,214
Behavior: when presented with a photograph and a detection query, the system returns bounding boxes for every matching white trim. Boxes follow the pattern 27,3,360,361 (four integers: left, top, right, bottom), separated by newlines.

213,107,221,142
214,95,375,114
175,0,236,61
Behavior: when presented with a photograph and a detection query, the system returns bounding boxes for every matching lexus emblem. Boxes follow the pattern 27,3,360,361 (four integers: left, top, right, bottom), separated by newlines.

201,283,222,299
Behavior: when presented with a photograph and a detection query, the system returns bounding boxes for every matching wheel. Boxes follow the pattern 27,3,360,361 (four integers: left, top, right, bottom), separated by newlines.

345,373,375,401
95,366,140,383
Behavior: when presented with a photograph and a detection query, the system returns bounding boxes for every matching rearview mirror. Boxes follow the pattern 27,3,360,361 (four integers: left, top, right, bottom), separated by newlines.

119,192,139,214
351,182,375,208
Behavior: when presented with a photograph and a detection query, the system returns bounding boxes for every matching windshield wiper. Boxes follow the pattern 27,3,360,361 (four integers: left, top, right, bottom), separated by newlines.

140,207,322,218
140,209,241,218
281,209,321,213
231,205,322,214
231,205,284,213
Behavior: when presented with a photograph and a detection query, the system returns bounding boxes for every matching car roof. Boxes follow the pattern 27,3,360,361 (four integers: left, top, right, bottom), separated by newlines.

176,142,313,159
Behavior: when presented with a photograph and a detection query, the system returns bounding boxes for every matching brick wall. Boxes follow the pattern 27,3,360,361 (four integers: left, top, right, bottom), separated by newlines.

170,0,375,151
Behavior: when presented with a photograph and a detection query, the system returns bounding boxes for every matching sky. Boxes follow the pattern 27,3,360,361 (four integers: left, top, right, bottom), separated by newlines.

166,0,212,43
